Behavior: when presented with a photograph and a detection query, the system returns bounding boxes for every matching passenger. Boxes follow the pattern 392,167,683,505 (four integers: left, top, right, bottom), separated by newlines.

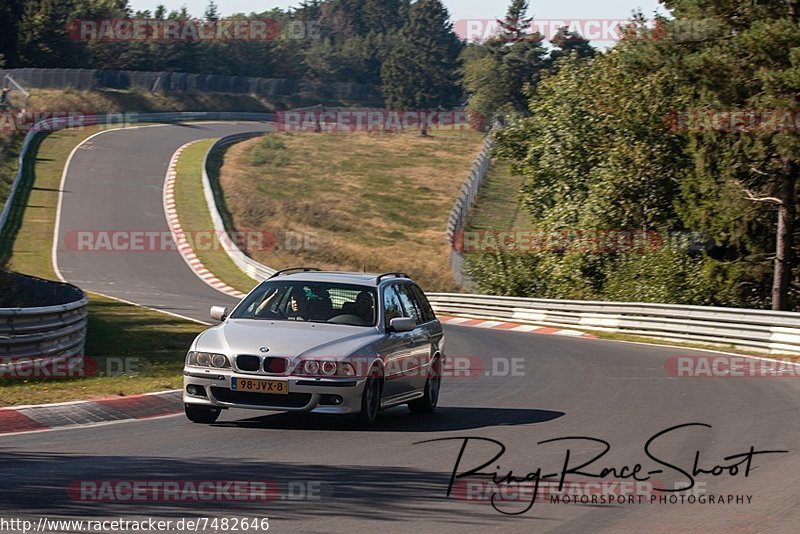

354,291,375,324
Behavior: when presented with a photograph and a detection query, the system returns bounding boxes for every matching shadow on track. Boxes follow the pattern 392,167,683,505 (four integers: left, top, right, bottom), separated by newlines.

0,451,559,524
211,406,565,432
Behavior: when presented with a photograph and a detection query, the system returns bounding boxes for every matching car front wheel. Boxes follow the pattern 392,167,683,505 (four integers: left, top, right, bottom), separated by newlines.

356,368,382,426
184,404,221,424
409,357,441,414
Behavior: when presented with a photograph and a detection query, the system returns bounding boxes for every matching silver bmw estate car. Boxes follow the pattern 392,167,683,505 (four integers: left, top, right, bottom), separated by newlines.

183,269,445,425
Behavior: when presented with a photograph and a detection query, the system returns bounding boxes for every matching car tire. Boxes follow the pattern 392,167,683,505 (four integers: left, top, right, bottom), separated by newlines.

184,403,221,424
409,357,441,414
356,367,382,426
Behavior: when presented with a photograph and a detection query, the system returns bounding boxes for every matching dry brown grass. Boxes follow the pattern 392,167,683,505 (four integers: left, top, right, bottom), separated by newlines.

217,129,485,292
27,88,277,114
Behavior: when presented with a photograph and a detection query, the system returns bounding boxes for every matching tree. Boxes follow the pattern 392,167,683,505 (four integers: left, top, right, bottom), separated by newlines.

18,0,88,67
0,0,24,67
548,26,595,64
380,0,462,134
663,0,800,309
472,1,800,310
204,0,219,21
461,0,551,123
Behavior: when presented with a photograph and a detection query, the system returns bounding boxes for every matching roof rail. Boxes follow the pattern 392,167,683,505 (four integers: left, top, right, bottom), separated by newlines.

375,272,410,284
268,267,322,279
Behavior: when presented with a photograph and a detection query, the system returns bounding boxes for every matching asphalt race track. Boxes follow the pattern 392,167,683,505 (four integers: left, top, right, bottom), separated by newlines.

2,122,800,533
53,121,264,320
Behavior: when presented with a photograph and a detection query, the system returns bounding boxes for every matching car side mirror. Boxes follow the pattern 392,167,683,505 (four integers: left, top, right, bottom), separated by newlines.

389,317,416,333
210,306,229,322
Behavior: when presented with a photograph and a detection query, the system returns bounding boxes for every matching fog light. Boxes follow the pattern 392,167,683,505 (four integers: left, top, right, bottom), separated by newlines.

186,385,207,397
319,394,343,406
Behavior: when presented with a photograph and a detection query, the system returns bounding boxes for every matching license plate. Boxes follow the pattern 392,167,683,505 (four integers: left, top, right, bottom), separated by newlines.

231,377,288,395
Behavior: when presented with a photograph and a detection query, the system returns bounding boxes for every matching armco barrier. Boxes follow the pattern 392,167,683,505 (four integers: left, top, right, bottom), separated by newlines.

445,130,494,286
201,132,276,281
0,272,88,360
426,293,800,355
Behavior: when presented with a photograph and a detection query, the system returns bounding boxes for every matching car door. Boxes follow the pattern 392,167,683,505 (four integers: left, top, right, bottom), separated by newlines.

394,283,432,393
379,283,418,398
408,283,443,353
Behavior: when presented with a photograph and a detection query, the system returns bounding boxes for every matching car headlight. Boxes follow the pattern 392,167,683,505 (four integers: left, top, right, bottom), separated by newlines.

321,361,337,376
335,362,356,376
186,351,230,368
296,360,357,377
303,360,320,375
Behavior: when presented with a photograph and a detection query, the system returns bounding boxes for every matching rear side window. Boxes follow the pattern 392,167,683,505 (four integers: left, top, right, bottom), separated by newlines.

395,284,422,324
408,284,436,323
383,284,408,328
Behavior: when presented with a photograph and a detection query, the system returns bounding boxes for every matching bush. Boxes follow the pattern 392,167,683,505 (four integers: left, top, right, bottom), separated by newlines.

464,247,755,308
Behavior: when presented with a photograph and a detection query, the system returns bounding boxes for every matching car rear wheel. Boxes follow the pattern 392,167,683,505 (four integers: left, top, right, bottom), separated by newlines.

409,357,441,414
184,404,221,424
356,368,382,426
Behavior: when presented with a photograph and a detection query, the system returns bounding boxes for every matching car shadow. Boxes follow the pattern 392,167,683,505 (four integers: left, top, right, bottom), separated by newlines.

211,406,565,432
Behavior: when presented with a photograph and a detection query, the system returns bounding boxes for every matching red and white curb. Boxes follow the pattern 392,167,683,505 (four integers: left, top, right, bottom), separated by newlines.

0,390,183,436
438,315,597,338
163,142,246,299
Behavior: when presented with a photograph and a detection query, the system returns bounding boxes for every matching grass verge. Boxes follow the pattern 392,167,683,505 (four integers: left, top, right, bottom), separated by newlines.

0,124,203,407
173,139,258,294
466,159,528,232
590,330,798,360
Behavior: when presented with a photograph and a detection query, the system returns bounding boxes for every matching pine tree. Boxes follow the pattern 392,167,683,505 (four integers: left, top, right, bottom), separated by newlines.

380,0,462,134
462,0,549,120
666,0,800,309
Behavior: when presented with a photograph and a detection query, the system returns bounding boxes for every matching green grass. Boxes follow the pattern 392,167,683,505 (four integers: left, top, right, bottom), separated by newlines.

173,139,258,294
466,159,529,232
2,127,100,276
0,125,204,407
0,132,24,210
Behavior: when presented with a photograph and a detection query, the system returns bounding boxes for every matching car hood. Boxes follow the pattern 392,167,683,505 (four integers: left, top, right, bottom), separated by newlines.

195,319,383,359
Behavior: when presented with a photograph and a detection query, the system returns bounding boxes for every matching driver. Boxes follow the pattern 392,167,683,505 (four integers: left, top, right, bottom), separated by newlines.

288,286,309,320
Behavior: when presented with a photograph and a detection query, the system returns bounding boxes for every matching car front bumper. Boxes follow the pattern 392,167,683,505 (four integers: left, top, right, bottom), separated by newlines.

182,368,366,414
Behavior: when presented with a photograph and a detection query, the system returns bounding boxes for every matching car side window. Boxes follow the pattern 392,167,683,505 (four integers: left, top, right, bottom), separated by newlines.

395,284,422,325
383,284,407,328
409,284,436,323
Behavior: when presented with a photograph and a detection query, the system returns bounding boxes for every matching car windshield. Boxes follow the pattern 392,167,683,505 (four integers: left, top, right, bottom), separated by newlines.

231,281,378,327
